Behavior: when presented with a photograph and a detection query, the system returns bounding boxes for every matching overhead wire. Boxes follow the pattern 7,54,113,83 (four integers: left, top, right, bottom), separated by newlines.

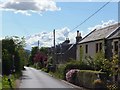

69,0,112,33
63,0,112,53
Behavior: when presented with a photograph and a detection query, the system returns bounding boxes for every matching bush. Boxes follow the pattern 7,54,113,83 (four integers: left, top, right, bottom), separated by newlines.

63,60,93,80
66,69,79,83
76,70,107,89
93,79,107,89
2,75,15,88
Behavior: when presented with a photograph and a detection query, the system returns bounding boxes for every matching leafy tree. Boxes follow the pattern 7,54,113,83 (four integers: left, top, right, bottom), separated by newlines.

29,46,39,65
94,51,105,70
34,52,47,68
40,47,48,55
2,36,27,75
2,49,12,75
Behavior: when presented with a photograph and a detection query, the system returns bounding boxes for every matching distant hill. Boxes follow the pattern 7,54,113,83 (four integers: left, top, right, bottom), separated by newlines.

25,49,31,55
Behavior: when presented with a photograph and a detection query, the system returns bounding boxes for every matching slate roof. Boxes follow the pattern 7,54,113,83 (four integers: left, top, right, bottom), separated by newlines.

79,23,120,44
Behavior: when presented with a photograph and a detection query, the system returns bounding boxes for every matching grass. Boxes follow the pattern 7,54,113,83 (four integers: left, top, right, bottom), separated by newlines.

2,72,22,89
2,75,16,89
0,76,2,90
0,82,2,90
49,71,64,80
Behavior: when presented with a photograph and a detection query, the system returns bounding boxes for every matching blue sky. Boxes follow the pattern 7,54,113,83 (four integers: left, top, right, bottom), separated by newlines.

0,0,119,49
2,1,118,37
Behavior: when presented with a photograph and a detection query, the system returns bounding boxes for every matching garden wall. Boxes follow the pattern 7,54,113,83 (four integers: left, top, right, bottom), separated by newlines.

74,70,106,89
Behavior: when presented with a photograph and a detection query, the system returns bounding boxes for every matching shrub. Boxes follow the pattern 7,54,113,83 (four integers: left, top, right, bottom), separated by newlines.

76,70,106,88
66,69,79,83
93,79,107,89
63,60,93,80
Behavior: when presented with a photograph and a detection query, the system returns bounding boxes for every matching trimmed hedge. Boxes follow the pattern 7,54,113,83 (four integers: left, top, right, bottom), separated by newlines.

63,61,93,79
75,70,107,89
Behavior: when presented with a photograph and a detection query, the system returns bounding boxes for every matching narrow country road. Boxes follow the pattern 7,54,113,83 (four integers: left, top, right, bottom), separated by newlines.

19,66,85,89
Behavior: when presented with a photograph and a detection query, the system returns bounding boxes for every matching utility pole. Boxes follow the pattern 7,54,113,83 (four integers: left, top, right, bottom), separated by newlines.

38,40,40,49
53,29,56,67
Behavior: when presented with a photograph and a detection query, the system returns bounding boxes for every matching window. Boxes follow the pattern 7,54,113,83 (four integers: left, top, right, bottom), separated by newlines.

85,45,88,53
114,41,118,54
96,43,98,53
96,42,102,53
99,43,102,51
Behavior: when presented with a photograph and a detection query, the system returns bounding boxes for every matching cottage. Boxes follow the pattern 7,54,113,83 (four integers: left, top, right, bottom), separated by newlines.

76,23,120,61
55,38,76,64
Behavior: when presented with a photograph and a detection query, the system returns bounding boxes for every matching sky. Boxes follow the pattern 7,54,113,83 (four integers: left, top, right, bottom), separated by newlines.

0,0,119,50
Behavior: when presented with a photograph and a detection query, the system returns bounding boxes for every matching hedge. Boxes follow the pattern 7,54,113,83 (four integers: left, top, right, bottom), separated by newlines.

75,70,107,89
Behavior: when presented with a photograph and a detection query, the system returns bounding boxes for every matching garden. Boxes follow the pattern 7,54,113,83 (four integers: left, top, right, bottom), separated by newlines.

45,52,120,90
28,45,120,89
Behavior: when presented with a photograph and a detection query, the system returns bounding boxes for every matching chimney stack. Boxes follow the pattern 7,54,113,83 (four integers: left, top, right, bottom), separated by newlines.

76,30,82,43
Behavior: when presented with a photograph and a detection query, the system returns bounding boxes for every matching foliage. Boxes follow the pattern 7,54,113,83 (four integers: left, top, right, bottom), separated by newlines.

85,52,119,75
49,64,65,79
93,79,107,89
85,51,105,71
93,51,105,70
66,69,79,83
2,37,28,75
76,70,106,88
33,52,47,68
29,46,39,65
85,51,120,86
40,47,48,55
47,56,53,65
107,82,120,90
2,49,12,75
2,75,15,88
80,46,83,61
51,60,93,80
29,47,48,69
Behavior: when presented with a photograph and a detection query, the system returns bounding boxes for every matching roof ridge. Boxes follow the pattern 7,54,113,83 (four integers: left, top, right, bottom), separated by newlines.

106,27,119,38
95,22,119,31
79,22,120,44
79,29,97,43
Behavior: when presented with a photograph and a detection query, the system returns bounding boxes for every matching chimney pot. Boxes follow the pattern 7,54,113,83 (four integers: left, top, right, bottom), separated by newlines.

76,30,82,43
77,30,79,36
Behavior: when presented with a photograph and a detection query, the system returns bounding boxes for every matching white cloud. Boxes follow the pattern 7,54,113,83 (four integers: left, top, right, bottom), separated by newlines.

0,0,61,16
25,20,118,50
25,27,83,50
55,0,120,2
88,20,118,31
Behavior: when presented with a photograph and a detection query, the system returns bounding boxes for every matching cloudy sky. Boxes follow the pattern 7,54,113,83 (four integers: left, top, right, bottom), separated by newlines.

0,0,119,50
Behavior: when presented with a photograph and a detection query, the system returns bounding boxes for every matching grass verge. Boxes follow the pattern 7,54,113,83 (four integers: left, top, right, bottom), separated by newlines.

2,72,22,89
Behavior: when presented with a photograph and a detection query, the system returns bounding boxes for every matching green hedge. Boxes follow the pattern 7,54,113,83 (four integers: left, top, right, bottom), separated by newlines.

75,70,107,89
51,60,93,80
62,61,93,80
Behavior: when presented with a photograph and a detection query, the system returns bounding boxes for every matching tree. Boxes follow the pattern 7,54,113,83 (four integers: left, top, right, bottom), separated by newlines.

29,46,39,65
2,36,27,75
2,49,12,75
33,52,47,68
40,47,48,55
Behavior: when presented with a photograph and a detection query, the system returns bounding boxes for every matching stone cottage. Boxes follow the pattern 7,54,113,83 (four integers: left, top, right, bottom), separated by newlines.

76,23,120,61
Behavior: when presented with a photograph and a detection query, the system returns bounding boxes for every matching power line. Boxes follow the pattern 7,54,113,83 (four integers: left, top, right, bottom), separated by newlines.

61,0,112,55
70,0,112,32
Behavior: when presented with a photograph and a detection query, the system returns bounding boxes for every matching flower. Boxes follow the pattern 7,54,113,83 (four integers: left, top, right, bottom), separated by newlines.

66,69,79,82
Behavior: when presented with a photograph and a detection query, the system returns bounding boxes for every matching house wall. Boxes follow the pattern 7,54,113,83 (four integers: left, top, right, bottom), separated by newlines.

111,38,120,59
118,38,120,60
56,44,76,64
77,40,104,61
105,40,113,60
76,44,80,60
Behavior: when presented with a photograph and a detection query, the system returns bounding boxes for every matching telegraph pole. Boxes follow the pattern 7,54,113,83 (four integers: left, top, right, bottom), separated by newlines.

53,29,56,66
38,40,40,49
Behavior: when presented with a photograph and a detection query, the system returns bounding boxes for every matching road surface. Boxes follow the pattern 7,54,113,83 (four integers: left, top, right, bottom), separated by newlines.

19,66,85,89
